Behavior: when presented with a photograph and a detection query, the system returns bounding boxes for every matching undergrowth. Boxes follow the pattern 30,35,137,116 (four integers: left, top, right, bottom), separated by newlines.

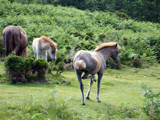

0,0,160,66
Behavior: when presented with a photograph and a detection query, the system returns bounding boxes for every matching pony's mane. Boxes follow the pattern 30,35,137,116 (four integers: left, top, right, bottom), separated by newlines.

40,36,57,48
94,42,120,52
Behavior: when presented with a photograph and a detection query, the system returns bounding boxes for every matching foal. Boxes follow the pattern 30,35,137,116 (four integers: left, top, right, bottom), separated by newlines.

73,42,121,105
32,36,57,61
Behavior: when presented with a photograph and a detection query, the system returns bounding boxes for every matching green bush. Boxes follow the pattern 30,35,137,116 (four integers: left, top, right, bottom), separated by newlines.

5,54,48,83
33,59,48,77
0,39,5,57
142,85,160,120
5,54,33,83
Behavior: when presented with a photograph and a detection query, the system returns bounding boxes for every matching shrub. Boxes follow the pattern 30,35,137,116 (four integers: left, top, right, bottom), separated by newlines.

142,85,160,120
33,59,48,78
132,58,142,68
53,49,66,75
5,54,33,83
0,39,5,57
5,55,48,83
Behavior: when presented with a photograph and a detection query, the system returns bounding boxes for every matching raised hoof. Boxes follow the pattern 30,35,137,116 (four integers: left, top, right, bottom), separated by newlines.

93,79,96,82
86,96,90,99
82,76,87,79
82,103,85,105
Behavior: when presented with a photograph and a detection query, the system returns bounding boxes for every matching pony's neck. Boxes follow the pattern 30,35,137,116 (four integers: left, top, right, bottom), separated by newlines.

96,47,111,61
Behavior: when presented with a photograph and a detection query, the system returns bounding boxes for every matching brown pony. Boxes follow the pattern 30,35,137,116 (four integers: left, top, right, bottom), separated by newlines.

2,25,28,57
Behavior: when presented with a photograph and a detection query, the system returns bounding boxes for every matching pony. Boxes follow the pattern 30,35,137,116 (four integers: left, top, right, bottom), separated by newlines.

73,42,121,105
2,25,28,57
32,36,57,61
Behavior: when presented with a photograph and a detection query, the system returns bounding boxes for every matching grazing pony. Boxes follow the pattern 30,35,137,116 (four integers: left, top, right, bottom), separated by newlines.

32,36,57,61
73,42,121,105
2,25,28,57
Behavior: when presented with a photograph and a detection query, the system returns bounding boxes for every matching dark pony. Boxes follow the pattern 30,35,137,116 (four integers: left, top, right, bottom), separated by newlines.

73,42,121,105
2,25,28,57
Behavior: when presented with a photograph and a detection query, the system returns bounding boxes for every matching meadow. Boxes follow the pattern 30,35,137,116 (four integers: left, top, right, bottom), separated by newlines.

0,0,160,119
0,61,160,120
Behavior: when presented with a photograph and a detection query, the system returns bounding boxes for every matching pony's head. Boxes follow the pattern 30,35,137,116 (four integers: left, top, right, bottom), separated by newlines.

48,45,57,61
95,42,121,68
40,36,57,61
110,43,121,68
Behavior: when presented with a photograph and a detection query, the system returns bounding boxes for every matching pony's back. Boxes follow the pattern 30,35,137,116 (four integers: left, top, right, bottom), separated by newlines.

2,26,28,57
74,50,101,74
40,36,57,48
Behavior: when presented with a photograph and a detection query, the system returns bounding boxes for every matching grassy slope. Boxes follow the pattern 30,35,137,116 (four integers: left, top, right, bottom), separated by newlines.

0,61,160,119
0,1,160,63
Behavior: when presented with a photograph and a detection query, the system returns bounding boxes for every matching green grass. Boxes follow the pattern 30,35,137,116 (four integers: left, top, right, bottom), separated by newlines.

0,62,160,120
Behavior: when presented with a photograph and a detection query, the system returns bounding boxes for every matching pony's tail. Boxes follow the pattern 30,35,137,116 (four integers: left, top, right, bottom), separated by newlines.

74,60,86,70
5,30,12,56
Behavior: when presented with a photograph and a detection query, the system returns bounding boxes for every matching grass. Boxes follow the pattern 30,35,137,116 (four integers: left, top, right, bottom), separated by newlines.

0,62,160,119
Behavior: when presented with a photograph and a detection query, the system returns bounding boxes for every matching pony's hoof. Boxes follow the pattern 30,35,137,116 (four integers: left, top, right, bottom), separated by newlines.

82,103,85,105
86,96,90,99
97,100,101,103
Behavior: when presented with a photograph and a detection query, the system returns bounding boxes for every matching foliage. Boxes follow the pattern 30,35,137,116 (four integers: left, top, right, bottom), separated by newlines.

142,85,160,120
33,59,48,77
53,51,65,75
5,54,31,83
13,0,160,23
5,54,48,83
0,0,160,67
132,58,142,68
0,39,5,57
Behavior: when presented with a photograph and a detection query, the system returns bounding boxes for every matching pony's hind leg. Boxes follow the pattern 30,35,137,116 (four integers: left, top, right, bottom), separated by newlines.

86,78,94,99
82,72,89,79
89,75,96,82
76,70,85,105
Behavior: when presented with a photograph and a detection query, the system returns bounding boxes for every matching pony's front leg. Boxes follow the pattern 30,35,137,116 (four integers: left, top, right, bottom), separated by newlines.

36,51,40,59
44,51,47,61
34,51,37,59
14,44,21,56
76,70,85,105
96,73,103,103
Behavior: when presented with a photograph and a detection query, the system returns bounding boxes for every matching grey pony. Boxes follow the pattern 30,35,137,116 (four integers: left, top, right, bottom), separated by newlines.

73,42,121,105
